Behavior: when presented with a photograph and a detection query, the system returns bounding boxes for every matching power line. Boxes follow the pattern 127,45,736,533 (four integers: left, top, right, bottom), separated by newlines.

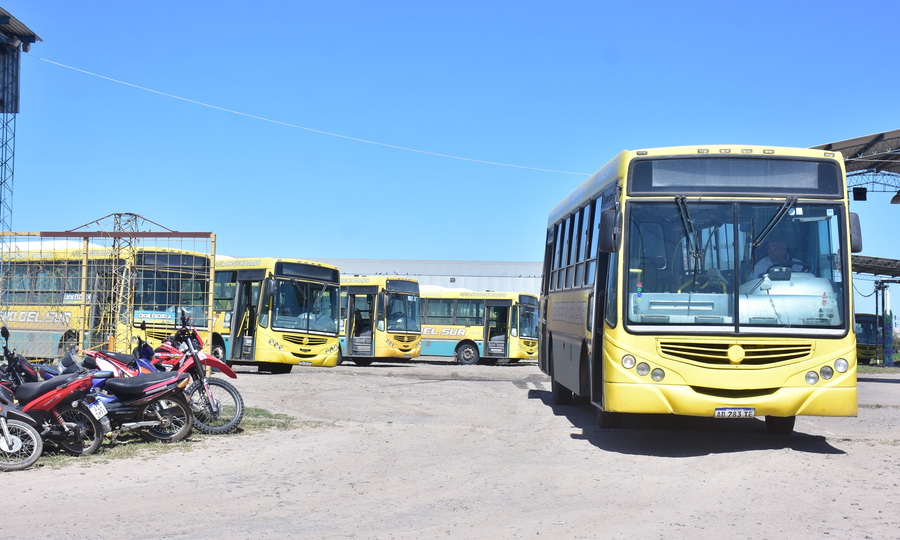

31,56,591,177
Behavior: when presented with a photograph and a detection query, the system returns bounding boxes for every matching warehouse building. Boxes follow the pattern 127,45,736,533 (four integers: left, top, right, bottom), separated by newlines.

312,259,542,296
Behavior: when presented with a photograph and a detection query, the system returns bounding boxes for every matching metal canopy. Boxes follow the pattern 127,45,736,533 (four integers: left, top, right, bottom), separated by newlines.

852,255,900,278
0,8,42,51
812,129,900,189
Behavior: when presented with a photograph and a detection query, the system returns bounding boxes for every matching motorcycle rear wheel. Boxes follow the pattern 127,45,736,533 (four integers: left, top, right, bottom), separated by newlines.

0,419,43,471
139,395,193,443
186,377,244,435
57,405,103,456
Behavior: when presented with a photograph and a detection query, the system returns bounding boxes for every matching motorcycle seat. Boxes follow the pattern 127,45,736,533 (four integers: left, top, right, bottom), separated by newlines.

15,372,82,405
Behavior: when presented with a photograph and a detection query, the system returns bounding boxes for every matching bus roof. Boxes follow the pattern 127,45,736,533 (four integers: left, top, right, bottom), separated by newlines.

420,289,537,302
1,243,210,261
216,257,339,272
547,144,845,227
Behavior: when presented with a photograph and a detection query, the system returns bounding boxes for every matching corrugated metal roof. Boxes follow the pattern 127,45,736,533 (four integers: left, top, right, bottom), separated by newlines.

0,7,42,50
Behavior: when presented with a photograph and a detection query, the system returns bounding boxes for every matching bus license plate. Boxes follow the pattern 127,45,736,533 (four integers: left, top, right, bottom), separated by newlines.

714,407,755,418
88,400,108,420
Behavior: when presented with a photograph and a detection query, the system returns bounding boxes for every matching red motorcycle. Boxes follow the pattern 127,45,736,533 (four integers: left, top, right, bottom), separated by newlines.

2,326,107,456
151,310,244,434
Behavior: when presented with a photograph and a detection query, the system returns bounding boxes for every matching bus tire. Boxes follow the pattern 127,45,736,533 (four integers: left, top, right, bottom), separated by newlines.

336,348,344,366
456,343,479,365
551,378,573,405
57,331,78,356
597,408,622,429
764,415,795,435
353,358,374,367
269,364,292,374
211,343,225,361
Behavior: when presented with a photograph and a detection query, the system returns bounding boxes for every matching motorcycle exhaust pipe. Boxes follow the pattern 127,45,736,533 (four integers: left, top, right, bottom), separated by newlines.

118,421,161,431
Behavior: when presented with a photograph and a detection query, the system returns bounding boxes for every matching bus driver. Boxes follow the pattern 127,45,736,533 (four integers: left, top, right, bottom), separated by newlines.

753,237,803,278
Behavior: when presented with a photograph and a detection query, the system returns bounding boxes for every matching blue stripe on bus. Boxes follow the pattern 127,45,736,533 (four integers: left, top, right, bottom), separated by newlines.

420,339,484,357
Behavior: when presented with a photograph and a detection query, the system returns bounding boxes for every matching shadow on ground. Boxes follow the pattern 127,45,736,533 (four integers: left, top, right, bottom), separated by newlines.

527,388,846,458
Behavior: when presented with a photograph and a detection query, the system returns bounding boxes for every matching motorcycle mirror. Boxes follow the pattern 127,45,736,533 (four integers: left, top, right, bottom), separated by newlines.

1,326,8,340
140,321,147,331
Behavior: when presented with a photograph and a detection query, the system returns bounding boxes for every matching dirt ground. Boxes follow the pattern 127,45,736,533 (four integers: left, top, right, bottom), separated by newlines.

7,357,900,539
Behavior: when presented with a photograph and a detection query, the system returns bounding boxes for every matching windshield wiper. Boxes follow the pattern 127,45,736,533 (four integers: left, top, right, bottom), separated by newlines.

675,196,700,264
752,197,797,248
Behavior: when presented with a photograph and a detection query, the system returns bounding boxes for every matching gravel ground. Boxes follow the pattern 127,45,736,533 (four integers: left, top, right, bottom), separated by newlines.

6,357,900,539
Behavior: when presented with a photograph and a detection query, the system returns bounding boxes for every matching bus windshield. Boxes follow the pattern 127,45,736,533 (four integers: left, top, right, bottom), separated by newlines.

519,304,539,339
625,200,847,332
855,317,878,345
386,292,421,333
272,278,339,335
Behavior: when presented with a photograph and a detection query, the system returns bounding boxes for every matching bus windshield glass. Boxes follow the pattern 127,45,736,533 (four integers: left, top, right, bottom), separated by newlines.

272,279,339,335
519,304,539,339
386,292,421,333
625,200,847,332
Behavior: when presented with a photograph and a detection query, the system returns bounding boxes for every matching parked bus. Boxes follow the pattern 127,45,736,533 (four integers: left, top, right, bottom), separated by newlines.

541,144,863,434
420,288,539,365
211,258,341,372
854,313,880,365
340,275,421,366
0,242,211,358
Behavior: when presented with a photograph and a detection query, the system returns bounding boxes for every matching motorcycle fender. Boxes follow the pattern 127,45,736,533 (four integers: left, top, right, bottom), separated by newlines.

200,357,237,378
0,404,39,427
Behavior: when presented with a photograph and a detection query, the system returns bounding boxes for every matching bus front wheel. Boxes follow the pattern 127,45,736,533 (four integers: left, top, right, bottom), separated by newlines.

597,408,622,429
211,343,225,361
456,344,479,365
764,415,795,435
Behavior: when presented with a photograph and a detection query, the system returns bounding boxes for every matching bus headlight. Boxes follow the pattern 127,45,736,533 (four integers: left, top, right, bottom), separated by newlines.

636,362,651,376
820,366,834,380
835,358,849,373
268,339,283,351
622,355,636,369
805,371,819,385
651,368,665,382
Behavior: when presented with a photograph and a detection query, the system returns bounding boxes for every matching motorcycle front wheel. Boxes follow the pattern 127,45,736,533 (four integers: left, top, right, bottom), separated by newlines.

0,419,43,471
56,405,103,456
186,377,244,435
139,395,193,443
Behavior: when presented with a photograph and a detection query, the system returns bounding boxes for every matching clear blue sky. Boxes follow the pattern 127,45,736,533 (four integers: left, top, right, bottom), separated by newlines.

2,1,898,310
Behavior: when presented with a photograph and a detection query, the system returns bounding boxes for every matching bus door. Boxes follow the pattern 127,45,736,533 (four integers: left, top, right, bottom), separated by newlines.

229,269,264,360
483,300,512,358
346,285,378,356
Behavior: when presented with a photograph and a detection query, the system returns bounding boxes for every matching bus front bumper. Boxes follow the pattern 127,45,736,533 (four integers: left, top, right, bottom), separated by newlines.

603,382,858,418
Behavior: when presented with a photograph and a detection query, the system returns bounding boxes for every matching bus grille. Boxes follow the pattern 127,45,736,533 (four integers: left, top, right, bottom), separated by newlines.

521,339,538,348
658,340,812,366
284,335,328,346
146,330,172,341
394,335,417,343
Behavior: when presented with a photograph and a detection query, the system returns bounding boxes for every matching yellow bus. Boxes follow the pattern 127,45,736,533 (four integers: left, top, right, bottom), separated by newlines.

854,313,879,365
211,258,341,372
420,289,539,365
340,275,421,366
541,144,863,434
0,242,211,358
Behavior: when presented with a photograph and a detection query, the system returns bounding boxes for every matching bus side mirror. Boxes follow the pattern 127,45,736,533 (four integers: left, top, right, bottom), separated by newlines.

265,278,278,298
598,207,622,253
849,212,863,253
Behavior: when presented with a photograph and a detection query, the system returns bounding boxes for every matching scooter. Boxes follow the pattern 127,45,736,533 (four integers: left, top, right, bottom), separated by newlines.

0,384,43,471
